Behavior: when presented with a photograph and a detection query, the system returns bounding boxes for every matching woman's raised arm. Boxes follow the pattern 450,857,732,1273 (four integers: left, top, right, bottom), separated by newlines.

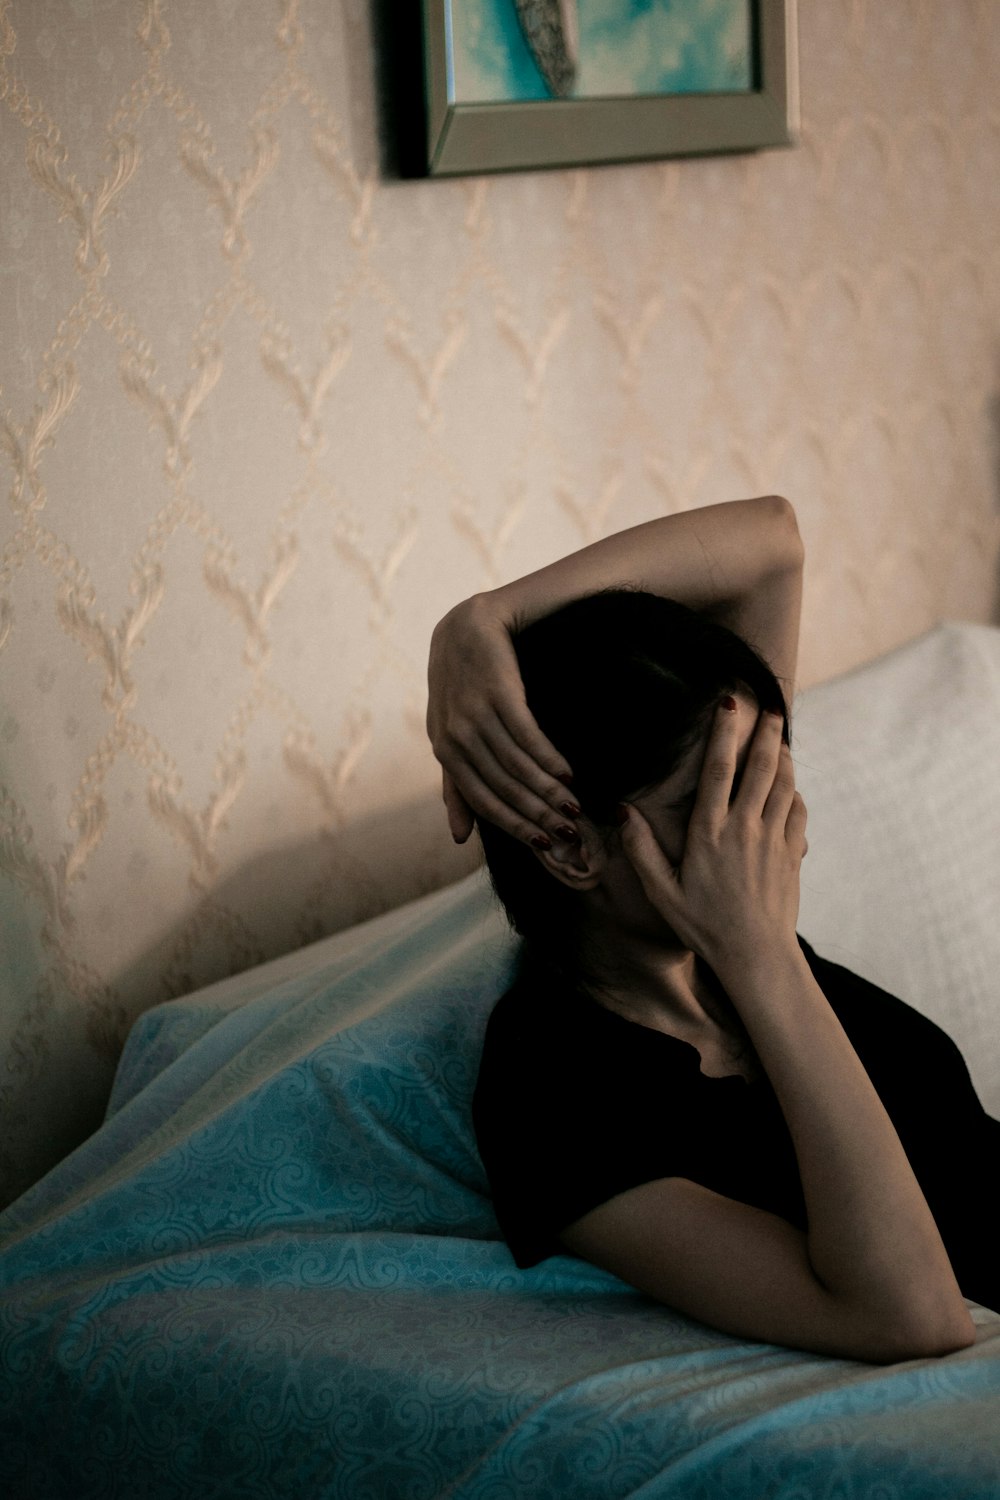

427,495,804,845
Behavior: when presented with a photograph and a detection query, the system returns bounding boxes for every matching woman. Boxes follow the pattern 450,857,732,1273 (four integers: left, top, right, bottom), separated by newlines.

426,496,996,1364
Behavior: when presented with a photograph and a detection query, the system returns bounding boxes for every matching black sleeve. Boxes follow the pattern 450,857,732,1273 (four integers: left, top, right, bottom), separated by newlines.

472,978,708,1269
799,937,993,1138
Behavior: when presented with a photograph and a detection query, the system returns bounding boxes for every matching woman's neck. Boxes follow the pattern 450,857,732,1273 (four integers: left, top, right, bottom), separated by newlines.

574,926,726,1036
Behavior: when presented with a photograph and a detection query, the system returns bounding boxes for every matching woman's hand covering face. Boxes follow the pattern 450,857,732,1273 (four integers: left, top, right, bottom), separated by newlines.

426,595,578,846
620,701,808,970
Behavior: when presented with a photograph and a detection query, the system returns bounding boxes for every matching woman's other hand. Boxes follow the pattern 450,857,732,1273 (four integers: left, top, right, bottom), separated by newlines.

427,495,803,847
426,593,577,845
620,700,808,974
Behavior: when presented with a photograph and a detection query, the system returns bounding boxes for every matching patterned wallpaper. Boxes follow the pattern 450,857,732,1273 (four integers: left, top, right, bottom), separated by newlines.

1,0,999,1207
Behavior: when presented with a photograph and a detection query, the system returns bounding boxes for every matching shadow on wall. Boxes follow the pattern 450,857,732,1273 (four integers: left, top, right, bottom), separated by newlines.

2,792,482,1212
369,0,429,179
109,792,482,1046
991,390,1000,624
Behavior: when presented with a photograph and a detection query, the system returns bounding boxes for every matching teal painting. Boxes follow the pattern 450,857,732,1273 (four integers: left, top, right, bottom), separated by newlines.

451,0,755,105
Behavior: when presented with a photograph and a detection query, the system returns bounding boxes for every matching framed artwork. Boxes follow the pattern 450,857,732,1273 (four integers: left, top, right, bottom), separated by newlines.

422,0,799,177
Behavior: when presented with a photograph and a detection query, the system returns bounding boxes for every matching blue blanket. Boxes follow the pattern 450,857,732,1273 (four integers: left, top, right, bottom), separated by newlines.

2,874,999,1498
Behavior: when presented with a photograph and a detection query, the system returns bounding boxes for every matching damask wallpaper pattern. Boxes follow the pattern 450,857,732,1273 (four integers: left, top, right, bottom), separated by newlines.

0,0,998,1205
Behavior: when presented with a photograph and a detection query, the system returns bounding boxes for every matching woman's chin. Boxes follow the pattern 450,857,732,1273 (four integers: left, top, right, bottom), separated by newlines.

658,922,690,953
627,910,689,953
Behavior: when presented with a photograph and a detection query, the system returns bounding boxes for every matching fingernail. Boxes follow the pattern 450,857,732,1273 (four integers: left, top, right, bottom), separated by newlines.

530,834,552,850
554,824,579,843
557,773,575,787
615,803,630,826
721,695,737,712
560,800,581,819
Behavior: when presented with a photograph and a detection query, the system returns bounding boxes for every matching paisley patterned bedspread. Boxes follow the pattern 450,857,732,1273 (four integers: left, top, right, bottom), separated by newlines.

2,873,999,1499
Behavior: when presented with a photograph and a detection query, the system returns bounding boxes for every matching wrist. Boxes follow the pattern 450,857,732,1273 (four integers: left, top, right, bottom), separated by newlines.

479,582,528,633
708,934,809,1002
435,589,510,643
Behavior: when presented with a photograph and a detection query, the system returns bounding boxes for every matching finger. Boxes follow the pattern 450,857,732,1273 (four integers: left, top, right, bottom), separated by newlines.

448,731,580,842
691,698,740,830
442,703,579,824
763,741,797,825
476,713,580,822
485,702,578,822
618,804,681,913
735,709,785,818
497,699,575,798
442,770,474,844
446,753,578,849
785,788,808,856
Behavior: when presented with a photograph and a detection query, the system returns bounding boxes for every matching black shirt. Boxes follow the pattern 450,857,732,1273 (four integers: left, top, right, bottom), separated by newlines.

472,937,1000,1311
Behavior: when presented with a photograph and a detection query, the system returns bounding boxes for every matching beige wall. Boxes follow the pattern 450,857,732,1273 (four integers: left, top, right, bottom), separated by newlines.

1,0,999,1207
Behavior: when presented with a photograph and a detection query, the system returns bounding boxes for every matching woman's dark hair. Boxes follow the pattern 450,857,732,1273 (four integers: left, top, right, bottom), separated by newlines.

478,589,789,963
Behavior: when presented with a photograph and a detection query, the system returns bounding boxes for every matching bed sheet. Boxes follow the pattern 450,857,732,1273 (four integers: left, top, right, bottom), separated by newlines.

2,874,1000,1499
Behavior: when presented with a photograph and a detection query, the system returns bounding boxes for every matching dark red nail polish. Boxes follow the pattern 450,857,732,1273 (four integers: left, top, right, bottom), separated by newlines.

721,695,737,712
615,803,630,826
530,834,552,850
557,773,575,787
555,824,579,843
560,800,581,819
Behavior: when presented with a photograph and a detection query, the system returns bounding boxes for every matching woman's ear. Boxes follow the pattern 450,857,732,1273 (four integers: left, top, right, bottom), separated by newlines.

531,822,606,891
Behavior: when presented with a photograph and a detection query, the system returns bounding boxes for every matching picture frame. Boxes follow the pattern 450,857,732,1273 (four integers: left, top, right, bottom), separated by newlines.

422,0,799,177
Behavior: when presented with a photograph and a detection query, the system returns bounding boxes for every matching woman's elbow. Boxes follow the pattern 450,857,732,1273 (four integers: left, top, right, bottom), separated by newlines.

868,1305,977,1365
756,494,804,571
908,1304,977,1360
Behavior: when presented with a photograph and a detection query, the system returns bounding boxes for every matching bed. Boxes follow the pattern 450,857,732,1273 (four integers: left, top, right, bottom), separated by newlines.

2,621,1000,1499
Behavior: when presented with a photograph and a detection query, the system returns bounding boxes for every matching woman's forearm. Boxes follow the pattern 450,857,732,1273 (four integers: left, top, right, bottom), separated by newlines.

489,495,804,695
715,942,975,1356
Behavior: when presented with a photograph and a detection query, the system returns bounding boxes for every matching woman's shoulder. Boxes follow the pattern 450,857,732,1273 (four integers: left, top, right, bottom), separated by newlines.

796,934,967,1071
798,934,923,1017
478,958,600,1067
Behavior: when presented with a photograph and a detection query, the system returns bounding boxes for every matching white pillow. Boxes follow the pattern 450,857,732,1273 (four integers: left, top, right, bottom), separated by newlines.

793,623,1000,1115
